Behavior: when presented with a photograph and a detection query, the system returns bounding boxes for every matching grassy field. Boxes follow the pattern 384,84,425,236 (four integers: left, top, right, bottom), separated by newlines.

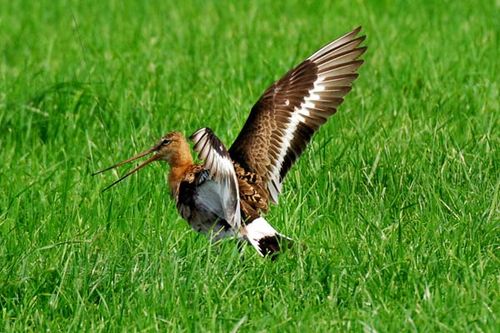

1,0,498,331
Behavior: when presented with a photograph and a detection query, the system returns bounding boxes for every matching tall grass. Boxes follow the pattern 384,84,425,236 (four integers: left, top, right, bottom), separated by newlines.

0,0,498,331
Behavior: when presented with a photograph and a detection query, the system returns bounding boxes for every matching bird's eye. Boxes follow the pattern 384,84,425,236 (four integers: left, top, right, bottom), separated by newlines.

161,138,171,145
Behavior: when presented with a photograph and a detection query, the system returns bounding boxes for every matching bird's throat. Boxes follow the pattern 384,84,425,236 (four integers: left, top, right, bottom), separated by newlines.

167,148,194,198
168,165,189,197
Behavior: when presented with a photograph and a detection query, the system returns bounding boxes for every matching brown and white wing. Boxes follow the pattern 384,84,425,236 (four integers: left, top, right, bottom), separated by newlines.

229,27,366,204
190,128,241,229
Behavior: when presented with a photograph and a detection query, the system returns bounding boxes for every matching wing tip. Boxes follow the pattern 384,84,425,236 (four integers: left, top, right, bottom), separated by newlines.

358,45,368,56
342,26,363,40
308,26,367,62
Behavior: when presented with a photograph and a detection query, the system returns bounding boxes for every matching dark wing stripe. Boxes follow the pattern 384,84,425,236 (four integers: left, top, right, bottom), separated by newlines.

229,27,366,204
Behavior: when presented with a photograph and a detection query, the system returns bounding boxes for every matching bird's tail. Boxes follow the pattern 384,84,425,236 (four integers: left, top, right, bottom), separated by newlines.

243,217,293,258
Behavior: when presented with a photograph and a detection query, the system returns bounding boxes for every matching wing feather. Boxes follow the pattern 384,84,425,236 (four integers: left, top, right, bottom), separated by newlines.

190,128,241,229
229,27,366,204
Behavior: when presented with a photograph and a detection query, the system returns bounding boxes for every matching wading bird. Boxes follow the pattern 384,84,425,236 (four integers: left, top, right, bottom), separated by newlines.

94,27,366,257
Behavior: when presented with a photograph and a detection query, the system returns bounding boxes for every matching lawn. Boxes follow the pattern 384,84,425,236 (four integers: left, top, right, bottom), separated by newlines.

0,0,498,331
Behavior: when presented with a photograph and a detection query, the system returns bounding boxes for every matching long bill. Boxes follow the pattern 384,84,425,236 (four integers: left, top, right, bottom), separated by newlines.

100,154,160,192
92,147,156,176
92,147,160,192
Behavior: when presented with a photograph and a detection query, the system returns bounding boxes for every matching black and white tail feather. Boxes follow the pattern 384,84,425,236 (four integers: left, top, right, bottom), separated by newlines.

244,217,292,257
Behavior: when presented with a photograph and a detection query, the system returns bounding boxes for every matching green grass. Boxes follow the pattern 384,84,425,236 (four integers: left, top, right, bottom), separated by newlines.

1,0,498,331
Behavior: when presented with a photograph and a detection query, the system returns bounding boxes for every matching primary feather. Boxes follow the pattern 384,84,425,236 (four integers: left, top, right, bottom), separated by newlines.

229,27,366,204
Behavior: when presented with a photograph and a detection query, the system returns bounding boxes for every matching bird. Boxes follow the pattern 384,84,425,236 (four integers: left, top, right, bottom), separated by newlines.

93,27,366,257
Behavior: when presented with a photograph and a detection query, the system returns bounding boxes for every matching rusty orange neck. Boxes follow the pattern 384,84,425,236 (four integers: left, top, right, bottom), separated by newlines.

167,140,194,197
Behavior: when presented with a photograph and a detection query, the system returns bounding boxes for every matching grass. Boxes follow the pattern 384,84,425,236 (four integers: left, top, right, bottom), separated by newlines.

0,0,498,331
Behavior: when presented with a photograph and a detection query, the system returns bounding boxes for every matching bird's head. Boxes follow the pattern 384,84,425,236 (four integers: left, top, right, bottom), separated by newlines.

154,131,192,163
93,131,193,191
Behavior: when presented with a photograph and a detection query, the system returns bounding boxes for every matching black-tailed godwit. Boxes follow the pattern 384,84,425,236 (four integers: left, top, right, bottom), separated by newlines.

94,27,366,257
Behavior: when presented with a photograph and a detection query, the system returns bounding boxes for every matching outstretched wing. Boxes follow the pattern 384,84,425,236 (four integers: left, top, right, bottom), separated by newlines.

229,27,366,203
190,128,241,229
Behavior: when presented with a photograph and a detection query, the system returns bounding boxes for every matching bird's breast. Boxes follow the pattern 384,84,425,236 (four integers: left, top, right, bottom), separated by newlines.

176,178,234,238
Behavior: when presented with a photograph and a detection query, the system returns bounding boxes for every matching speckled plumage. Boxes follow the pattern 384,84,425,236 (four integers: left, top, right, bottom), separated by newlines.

94,27,366,257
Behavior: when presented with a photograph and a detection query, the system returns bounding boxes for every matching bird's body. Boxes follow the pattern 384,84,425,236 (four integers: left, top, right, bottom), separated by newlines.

174,164,236,240
167,130,281,252
94,27,366,257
